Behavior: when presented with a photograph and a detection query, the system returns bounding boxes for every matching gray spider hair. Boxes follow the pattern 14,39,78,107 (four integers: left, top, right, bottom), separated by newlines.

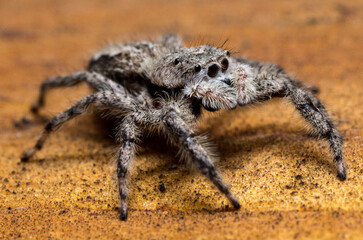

18,34,347,221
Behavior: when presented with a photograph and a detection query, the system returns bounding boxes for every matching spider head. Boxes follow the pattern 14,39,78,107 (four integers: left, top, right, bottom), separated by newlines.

148,45,238,111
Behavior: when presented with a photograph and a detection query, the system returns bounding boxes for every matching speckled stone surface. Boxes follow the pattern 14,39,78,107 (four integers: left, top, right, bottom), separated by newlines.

0,0,362,239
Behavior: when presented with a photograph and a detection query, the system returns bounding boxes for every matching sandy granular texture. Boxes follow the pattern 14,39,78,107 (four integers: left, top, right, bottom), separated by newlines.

0,0,362,239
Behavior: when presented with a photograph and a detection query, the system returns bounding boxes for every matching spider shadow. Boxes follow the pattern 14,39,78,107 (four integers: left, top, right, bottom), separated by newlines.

25,109,335,176
19,109,337,213
55,110,336,178
203,110,337,177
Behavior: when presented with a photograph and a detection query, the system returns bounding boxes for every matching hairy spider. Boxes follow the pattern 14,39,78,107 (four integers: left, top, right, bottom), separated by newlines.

20,34,347,220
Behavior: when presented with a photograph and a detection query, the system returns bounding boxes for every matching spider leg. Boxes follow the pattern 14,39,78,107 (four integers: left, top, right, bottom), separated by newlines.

115,116,138,220
30,71,118,114
242,60,346,180
161,108,241,209
21,91,133,161
287,86,346,180
234,57,320,95
160,33,184,49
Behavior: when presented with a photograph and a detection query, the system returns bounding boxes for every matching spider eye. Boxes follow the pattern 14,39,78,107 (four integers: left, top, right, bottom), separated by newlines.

226,51,230,57
194,65,201,72
221,58,229,72
174,57,182,65
207,63,220,77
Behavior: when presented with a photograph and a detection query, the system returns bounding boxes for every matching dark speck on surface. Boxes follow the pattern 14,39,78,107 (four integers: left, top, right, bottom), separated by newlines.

158,183,166,193
295,175,303,180
59,209,68,215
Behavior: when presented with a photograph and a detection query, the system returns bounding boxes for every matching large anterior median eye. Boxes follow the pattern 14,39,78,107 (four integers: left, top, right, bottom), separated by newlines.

221,58,229,72
207,63,220,77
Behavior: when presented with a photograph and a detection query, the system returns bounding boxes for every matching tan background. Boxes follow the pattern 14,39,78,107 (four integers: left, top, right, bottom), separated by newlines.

0,0,362,239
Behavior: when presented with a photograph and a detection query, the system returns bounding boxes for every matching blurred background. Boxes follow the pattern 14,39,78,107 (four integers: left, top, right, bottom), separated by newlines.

0,0,362,239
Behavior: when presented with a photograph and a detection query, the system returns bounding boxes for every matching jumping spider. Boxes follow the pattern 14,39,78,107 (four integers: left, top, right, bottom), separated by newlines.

20,34,347,220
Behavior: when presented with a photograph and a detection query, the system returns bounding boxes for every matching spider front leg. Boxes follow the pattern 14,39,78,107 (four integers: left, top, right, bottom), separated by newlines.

233,57,320,95
115,116,139,220
161,108,241,209
287,86,346,180
248,69,347,180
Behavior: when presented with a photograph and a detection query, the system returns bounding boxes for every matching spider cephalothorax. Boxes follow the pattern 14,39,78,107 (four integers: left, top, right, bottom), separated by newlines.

20,34,347,221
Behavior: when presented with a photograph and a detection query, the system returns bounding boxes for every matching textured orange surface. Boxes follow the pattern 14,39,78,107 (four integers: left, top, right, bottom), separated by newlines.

0,0,362,239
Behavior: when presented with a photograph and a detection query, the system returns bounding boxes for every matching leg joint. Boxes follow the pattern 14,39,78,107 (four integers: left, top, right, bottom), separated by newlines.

35,142,43,150
120,131,136,143
45,122,53,132
117,166,127,177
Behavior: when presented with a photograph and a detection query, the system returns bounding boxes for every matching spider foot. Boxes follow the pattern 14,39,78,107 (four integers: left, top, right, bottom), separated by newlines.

335,159,347,181
119,205,128,221
13,115,49,130
120,210,128,221
30,103,40,114
227,192,241,209
20,148,36,162
337,171,346,181
119,197,128,221
13,116,33,129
